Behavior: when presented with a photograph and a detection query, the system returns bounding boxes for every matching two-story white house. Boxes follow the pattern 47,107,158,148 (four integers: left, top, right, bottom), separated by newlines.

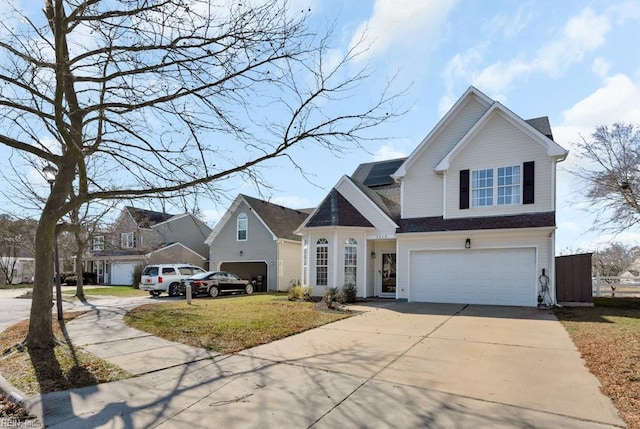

296,86,568,307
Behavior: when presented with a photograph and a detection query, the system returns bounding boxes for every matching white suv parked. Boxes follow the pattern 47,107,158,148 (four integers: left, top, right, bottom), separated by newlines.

140,264,206,297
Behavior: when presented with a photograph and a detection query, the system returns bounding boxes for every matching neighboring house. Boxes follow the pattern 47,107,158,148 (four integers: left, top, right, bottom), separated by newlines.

205,194,311,292
296,86,568,306
86,206,212,285
0,247,34,284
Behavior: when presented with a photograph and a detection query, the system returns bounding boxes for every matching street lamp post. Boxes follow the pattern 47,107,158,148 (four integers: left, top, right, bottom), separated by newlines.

43,164,63,321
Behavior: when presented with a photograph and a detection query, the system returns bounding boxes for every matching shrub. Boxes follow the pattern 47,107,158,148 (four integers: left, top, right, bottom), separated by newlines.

323,286,339,307
302,285,313,301
131,264,145,289
288,285,302,301
340,283,357,304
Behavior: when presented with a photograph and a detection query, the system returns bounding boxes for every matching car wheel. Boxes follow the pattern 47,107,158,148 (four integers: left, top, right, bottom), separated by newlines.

209,286,219,298
168,283,179,297
150,291,161,297
245,283,254,295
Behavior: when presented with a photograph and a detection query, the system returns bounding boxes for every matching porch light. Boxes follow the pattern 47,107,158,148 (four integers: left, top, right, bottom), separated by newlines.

370,251,376,259
465,238,471,249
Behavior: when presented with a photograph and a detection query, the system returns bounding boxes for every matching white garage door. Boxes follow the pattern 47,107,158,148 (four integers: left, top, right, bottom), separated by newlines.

409,248,536,306
111,263,138,285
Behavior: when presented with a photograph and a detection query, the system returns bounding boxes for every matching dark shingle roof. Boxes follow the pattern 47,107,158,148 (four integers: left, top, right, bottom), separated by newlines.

525,117,554,140
397,212,555,233
242,195,310,241
305,189,373,228
126,206,174,228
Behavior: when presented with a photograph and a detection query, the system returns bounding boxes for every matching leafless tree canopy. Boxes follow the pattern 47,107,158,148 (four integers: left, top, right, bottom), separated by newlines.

593,242,638,277
0,0,402,349
573,123,640,232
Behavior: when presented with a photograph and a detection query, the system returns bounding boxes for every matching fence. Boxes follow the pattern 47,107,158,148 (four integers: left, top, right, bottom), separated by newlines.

592,275,640,297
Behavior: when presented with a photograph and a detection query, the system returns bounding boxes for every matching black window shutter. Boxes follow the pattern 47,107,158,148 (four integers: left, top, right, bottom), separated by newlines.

523,161,535,204
459,169,470,209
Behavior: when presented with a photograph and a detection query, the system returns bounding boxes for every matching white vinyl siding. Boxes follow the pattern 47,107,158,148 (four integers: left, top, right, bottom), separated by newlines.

446,114,554,219
402,97,490,218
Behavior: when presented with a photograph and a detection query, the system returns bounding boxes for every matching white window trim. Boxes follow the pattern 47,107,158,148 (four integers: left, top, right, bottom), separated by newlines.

121,232,135,248
316,238,328,287
237,213,248,241
497,165,521,205
471,165,522,208
92,235,105,251
344,238,357,286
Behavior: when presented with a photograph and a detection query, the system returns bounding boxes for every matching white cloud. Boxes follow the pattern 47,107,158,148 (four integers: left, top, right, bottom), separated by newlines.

373,144,407,161
349,0,457,62
591,57,610,78
444,7,613,102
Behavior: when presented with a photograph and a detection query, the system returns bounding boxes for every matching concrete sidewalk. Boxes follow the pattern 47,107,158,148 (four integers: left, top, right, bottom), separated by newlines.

17,299,625,428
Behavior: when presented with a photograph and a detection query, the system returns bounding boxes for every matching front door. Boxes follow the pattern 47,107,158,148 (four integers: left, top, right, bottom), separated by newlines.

381,253,396,295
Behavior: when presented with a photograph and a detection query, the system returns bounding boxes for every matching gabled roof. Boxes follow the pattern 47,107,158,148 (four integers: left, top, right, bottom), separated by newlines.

206,194,309,244
125,206,174,228
393,86,494,179
304,189,374,228
241,195,310,241
434,102,568,172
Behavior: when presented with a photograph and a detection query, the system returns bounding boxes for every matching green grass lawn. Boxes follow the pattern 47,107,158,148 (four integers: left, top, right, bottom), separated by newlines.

555,298,640,429
62,286,148,297
0,284,34,289
125,294,352,353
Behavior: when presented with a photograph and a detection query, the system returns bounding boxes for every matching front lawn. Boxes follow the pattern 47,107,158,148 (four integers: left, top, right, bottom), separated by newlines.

62,286,148,297
125,294,351,353
555,298,640,429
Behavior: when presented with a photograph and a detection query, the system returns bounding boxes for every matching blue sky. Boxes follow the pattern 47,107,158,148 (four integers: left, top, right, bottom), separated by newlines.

210,0,640,254
2,0,639,254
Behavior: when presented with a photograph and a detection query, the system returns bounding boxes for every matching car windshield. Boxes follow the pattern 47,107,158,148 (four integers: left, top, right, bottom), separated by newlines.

142,266,158,276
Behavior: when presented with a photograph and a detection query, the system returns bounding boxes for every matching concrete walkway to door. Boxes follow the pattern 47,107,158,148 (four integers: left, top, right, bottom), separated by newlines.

22,300,624,428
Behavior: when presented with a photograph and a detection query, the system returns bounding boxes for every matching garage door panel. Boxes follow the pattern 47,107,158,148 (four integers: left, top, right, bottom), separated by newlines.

410,248,536,306
111,263,138,285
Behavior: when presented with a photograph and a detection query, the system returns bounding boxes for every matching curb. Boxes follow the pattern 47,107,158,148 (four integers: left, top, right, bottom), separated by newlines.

0,370,26,404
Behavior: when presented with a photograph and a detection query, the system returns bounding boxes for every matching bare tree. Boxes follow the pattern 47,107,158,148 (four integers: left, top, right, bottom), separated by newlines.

593,242,638,277
573,123,640,232
0,1,403,349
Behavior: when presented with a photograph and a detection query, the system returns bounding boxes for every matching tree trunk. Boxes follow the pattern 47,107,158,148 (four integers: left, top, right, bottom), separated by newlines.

75,250,85,302
25,213,57,350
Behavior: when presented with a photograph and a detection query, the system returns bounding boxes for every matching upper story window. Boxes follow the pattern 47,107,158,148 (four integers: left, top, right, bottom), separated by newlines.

497,165,521,205
237,213,248,241
472,168,493,207
470,165,523,208
92,235,105,251
316,238,328,286
121,232,135,248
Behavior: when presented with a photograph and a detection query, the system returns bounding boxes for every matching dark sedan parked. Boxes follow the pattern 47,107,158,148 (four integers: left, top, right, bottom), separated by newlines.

178,271,254,298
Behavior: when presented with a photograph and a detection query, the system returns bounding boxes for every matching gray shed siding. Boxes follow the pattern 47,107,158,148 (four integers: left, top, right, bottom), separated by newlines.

209,201,278,291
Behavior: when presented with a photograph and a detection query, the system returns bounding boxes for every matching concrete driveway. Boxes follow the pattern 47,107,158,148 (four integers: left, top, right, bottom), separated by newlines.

239,302,623,428
21,300,624,428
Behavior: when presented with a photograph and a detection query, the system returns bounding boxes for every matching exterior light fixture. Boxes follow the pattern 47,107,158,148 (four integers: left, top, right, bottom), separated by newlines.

239,250,243,256
43,164,58,185
465,238,471,249
371,251,376,259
